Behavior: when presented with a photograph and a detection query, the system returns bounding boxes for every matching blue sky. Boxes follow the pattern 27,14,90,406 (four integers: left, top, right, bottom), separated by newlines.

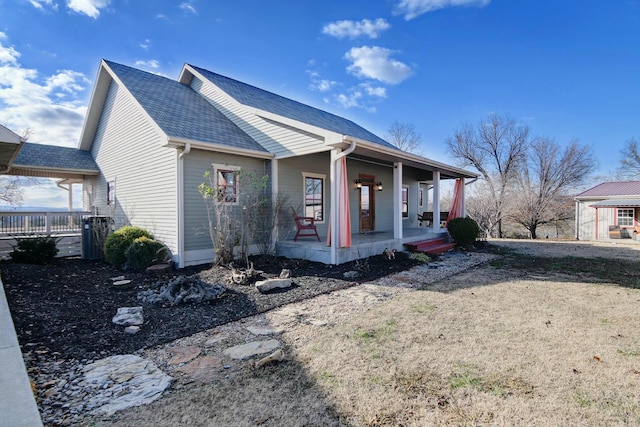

1,0,639,207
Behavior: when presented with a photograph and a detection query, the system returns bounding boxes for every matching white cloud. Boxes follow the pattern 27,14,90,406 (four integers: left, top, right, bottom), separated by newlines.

140,39,151,50
135,59,160,69
322,18,391,39
180,2,197,14
307,71,338,93
344,46,413,84
27,0,57,10
66,0,110,19
0,37,89,147
360,83,387,98
394,0,491,20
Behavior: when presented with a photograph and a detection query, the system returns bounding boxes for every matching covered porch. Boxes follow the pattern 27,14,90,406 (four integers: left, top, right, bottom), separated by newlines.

277,226,448,265
300,136,476,265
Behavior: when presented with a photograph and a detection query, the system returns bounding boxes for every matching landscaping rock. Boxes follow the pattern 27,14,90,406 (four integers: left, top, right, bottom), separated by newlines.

112,307,143,326
167,346,201,365
246,325,283,336
137,275,225,305
82,355,173,415
222,340,281,360
124,326,140,335
255,278,292,293
176,356,223,382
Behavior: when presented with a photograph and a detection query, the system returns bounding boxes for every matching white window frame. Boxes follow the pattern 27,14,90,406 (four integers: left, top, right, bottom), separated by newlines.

617,208,634,227
212,163,241,205
302,172,325,223
107,180,116,206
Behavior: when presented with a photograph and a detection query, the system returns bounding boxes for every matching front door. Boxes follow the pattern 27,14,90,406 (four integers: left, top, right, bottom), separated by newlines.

359,174,375,232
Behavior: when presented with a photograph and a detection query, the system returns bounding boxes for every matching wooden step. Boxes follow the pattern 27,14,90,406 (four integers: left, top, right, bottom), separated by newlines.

403,238,455,255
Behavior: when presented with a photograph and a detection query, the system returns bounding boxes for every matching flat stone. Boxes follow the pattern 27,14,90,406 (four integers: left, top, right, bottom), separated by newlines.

82,355,173,415
205,332,229,346
246,326,283,336
255,278,292,293
110,276,125,282
113,280,133,291
176,356,223,382
112,307,143,326
146,264,171,274
124,326,140,335
222,340,281,360
167,346,201,365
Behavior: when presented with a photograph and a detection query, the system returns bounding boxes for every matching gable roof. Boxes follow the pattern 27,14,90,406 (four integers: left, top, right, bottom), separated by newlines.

188,65,396,150
576,181,640,198
12,143,99,174
102,61,267,154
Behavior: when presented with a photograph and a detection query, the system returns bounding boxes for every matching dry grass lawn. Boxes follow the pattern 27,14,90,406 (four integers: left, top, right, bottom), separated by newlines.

90,240,640,427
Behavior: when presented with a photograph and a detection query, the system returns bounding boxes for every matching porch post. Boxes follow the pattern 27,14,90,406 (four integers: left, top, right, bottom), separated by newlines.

271,159,279,253
459,178,465,218
433,171,441,230
330,149,338,264
393,162,403,239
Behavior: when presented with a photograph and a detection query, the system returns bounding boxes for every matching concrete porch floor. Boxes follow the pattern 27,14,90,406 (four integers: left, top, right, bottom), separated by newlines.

276,226,449,265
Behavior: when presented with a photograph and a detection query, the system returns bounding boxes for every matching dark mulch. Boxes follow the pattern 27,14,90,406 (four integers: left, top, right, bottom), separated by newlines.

1,253,422,362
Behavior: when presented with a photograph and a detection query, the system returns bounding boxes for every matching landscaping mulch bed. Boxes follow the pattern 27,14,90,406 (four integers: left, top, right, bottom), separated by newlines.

1,253,422,362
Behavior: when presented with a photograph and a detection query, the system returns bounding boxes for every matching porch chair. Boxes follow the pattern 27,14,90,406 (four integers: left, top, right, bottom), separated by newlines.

291,207,320,241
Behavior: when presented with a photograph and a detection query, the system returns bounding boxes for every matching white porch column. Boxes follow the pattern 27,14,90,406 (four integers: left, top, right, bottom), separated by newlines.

393,162,403,239
271,159,279,253
329,149,338,264
433,171,441,230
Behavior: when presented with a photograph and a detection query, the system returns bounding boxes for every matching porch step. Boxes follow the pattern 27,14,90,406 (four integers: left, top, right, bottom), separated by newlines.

403,237,455,255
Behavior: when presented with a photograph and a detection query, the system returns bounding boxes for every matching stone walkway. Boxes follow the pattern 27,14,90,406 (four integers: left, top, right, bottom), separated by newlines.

34,251,495,425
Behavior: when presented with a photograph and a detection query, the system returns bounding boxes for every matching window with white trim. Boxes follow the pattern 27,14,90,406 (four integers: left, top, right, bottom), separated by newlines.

211,164,240,204
617,208,634,226
402,186,409,218
303,173,324,221
107,181,116,205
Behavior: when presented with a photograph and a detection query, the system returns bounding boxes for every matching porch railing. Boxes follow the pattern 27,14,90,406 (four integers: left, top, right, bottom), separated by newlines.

0,211,91,235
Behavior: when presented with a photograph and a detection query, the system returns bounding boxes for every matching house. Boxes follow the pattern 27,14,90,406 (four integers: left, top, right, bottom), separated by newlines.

575,181,640,240
5,60,477,266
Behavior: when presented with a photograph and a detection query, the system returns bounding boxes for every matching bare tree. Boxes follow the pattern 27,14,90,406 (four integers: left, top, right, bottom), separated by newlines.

386,121,422,154
510,138,596,239
446,113,531,237
618,137,640,178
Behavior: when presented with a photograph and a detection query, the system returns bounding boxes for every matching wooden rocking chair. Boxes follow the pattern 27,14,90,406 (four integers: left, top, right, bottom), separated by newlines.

291,207,320,241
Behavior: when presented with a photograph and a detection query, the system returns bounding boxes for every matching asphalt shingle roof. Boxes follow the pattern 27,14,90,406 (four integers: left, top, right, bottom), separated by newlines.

105,61,267,153
576,181,640,197
13,143,99,171
189,64,396,150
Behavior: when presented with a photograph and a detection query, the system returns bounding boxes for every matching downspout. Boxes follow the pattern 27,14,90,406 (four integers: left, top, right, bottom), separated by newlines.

177,143,191,268
330,138,357,264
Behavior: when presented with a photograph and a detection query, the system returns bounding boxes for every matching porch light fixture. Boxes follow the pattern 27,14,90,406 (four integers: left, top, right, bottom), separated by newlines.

354,179,362,189
376,181,383,191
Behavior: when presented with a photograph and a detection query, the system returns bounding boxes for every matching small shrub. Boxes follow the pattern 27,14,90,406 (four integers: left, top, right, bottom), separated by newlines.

447,217,480,247
124,236,169,270
409,252,432,264
10,234,59,264
104,226,154,267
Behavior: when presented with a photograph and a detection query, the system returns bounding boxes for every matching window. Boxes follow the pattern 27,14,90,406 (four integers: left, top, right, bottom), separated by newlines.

303,174,324,221
402,187,409,218
618,208,634,226
419,189,424,209
217,169,238,203
107,181,115,205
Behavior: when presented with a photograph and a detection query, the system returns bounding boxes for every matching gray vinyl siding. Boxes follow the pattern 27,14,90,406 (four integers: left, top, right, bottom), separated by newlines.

277,155,400,239
90,80,178,253
183,150,270,251
190,77,328,157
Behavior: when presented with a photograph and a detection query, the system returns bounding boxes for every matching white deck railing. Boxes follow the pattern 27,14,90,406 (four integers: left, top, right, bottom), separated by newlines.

0,211,91,235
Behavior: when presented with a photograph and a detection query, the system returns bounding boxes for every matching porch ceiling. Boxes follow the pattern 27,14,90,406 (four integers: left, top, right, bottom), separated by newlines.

350,145,476,180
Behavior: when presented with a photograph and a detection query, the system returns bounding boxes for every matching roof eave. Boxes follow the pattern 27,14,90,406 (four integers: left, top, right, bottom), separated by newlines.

166,137,274,160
